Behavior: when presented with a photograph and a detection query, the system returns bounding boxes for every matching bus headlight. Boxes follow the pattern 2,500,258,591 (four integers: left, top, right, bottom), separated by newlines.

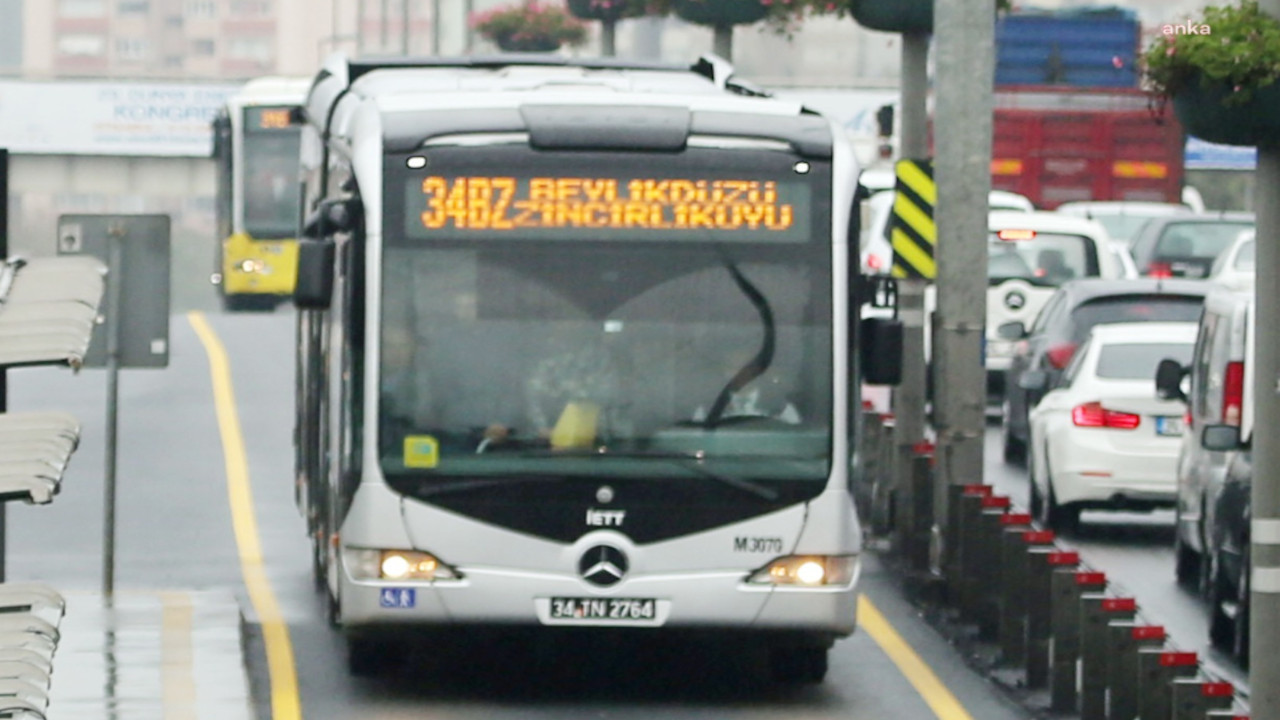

344,548,462,581
746,555,858,586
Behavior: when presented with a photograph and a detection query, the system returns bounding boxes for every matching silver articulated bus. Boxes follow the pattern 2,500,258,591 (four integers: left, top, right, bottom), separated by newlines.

292,53,902,683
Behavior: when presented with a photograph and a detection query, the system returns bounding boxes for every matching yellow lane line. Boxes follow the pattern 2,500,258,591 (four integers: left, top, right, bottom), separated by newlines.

160,591,197,719
858,594,975,720
189,312,302,720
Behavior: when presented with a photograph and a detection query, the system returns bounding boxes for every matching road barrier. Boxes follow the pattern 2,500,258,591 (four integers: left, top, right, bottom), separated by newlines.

857,411,1252,719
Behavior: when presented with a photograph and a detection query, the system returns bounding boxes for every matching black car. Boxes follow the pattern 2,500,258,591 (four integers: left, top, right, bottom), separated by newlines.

1199,425,1251,667
998,278,1211,464
1128,213,1254,279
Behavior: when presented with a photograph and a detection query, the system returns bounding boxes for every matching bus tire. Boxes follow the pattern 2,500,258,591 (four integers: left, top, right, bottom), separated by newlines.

769,646,828,684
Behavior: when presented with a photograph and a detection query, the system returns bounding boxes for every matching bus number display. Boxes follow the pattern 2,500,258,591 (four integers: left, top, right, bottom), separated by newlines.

245,106,296,132
406,175,811,242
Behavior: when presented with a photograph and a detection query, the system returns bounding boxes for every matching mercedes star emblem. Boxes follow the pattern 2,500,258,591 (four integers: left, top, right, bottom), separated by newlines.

579,545,628,587
1005,290,1027,310
596,485,615,503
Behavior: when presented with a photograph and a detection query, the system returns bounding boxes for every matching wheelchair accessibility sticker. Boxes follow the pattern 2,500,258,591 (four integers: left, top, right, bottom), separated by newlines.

379,588,416,609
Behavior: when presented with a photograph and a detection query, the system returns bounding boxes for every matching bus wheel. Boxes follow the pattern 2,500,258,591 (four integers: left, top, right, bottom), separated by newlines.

310,528,328,592
769,646,828,684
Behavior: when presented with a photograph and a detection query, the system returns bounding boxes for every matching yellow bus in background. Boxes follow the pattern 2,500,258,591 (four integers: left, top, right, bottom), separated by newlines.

211,76,310,311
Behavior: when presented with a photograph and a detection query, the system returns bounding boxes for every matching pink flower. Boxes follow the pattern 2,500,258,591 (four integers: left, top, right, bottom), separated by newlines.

1165,45,1176,57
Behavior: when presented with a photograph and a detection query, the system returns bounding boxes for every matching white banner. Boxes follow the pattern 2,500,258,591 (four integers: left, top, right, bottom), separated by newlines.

0,80,241,157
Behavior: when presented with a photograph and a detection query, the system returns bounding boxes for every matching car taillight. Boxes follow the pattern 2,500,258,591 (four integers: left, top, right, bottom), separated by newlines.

1147,262,1173,278
1071,401,1141,429
866,253,883,271
1223,360,1244,426
1045,343,1077,370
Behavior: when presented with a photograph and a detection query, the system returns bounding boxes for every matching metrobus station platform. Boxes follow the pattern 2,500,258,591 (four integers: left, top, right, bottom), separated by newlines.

43,589,253,720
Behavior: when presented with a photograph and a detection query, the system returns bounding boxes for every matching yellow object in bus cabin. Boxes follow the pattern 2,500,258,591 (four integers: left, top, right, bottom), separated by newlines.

403,435,440,469
550,401,600,450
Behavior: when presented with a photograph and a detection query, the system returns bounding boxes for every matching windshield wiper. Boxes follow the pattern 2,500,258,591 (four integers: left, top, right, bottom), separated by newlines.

705,260,776,429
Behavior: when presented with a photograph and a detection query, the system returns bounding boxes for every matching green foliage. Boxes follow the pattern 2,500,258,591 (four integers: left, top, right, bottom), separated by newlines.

635,0,1011,38
1141,1,1280,106
471,2,589,51
566,0,659,22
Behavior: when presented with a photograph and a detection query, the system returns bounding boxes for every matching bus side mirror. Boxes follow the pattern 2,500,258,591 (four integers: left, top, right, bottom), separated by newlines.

875,104,894,138
303,199,356,238
294,239,335,310
1155,358,1188,403
861,316,903,386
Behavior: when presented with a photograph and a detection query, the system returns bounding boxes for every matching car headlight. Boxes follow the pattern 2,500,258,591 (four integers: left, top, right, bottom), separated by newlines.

344,548,462,581
746,554,859,586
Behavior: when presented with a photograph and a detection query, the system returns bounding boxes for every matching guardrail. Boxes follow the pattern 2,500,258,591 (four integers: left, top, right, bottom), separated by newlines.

859,408,1251,720
0,252,108,718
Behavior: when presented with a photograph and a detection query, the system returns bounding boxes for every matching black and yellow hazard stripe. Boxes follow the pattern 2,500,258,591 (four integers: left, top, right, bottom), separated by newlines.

890,159,937,280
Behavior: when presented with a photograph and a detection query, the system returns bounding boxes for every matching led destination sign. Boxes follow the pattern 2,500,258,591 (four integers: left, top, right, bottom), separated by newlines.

245,106,296,132
404,175,812,242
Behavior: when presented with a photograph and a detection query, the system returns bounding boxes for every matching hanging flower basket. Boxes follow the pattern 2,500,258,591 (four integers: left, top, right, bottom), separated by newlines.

848,0,932,34
566,0,650,22
493,32,564,52
1142,2,1280,146
472,2,588,53
1172,76,1280,147
671,0,769,27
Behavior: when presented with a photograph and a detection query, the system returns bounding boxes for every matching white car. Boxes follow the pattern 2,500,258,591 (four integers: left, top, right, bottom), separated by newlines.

1026,321,1198,531
862,189,1034,274
982,210,1122,404
1206,228,1255,291
1055,200,1194,249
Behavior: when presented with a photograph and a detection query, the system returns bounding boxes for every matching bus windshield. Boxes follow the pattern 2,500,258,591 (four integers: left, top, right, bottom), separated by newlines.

241,107,302,239
377,145,834,488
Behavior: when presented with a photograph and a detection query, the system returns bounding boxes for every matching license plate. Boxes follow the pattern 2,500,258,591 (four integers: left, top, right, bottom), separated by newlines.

1156,416,1184,437
549,597,656,622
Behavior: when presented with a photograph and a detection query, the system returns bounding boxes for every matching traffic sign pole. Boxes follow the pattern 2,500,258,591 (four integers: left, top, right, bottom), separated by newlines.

932,0,993,526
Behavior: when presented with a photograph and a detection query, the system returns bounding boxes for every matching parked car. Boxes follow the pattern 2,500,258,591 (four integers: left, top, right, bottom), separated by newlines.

860,189,1035,275
1128,213,1254,279
998,277,1210,463
1055,200,1194,248
1154,287,1254,596
981,211,1122,405
1206,229,1255,292
1026,322,1197,530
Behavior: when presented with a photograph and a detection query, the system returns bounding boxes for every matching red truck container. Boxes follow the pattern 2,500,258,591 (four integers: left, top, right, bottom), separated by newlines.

989,86,1185,209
